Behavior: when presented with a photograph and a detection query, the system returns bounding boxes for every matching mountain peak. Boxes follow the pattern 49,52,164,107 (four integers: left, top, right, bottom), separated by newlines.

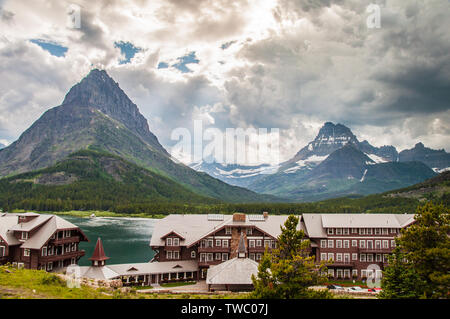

414,142,425,149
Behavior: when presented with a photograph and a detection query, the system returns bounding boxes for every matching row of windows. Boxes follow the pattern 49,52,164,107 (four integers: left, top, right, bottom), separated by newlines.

224,227,253,235
200,253,229,262
326,269,383,278
166,237,180,246
320,252,389,263
249,253,263,261
326,228,398,235
41,243,77,256
200,239,229,248
320,239,395,249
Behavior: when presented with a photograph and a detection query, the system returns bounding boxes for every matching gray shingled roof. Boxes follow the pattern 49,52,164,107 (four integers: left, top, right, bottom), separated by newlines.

79,260,199,280
206,257,259,285
302,213,416,238
150,214,304,247
0,215,21,245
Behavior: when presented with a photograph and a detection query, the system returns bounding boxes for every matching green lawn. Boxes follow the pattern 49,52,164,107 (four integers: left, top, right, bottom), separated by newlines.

160,281,197,288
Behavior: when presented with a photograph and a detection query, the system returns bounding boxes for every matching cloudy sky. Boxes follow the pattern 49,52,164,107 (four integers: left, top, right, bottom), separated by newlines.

0,0,449,164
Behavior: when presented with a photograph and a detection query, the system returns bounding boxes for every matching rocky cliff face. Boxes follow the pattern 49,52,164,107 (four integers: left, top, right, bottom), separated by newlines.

399,142,450,171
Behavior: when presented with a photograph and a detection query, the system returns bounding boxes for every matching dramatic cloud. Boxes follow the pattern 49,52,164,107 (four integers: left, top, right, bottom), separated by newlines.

0,0,449,164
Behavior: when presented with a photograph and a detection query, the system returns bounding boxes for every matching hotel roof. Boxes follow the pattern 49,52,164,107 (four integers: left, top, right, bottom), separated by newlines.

150,214,304,247
206,257,259,286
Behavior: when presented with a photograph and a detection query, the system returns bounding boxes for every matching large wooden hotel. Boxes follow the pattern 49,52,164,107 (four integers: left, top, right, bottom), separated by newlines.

1,211,415,289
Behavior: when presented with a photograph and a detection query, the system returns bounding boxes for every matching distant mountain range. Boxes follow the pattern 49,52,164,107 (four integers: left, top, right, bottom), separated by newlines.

0,69,273,204
191,122,446,201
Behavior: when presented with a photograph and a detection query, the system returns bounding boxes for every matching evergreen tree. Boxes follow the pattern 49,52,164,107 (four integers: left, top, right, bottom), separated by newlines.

251,215,331,299
380,202,450,299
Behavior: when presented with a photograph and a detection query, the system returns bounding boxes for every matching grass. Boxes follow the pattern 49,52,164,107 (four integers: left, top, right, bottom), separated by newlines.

325,280,369,288
160,281,197,288
0,265,246,299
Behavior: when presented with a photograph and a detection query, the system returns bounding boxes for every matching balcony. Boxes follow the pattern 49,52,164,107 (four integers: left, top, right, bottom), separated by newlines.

198,246,230,253
40,250,85,262
359,247,392,253
325,261,354,267
51,236,80,245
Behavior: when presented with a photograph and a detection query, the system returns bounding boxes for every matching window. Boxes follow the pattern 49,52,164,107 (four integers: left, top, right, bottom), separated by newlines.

351,228,357,234
47,262,53,271
382,228,388,235
390,228,397,234
0,246,5,257
64,230,71,238
359,240,366,248
327,253,334,261
215,253,221,260
200,253,206,262
166,251,173,259
65,245,71,253
264,240,270,248
336,228,342,235
249,253,255,260
207,253,213,261
327,228,334,235
21,232,28,240
225,227,232,235
336,269,343,278
343,240,349,249
215,239,221,247
328,269,334,277
343,228,349,235
256,253,262,261
336,240,342,248
360,254,366,262
166,238,172,246
361,269,367,278
222,253,229,261
391,240,396,248
375,240,381,249
336,253,342,262
42,246,47,257
256,240,262,247
367,240,373,249
249,240,255,248
191,251,196,259
352,240,357,247
173,238,179,246
344,254,350,263
208,239,214,248
367,228,373,235
352,253,358,261
359,228,366,235
367,254,373,262
71,243,76,252
246,228,252,235
321,240,327,248
376,254,382,262
352,269,358,277
383,240,389,249
375,228,381,235
344,269,350,278
321,253,327,261
222,240,229,248
383,254,389,263
48,246,54,256
327,240,334,248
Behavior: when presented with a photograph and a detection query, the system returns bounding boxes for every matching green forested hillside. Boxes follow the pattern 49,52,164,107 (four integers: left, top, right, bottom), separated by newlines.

0,149,220,211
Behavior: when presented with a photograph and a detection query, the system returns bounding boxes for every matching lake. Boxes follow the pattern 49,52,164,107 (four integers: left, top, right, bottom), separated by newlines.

60,216,157,266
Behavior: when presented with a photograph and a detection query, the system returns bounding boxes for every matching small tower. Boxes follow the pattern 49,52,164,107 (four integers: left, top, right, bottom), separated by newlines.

89,237,110,267
237,232,247,258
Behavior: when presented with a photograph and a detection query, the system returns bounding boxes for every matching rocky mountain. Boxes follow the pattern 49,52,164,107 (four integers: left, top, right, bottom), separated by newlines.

189,161,278,188
0,149,219,211
0,69,272,203
399,142,450,172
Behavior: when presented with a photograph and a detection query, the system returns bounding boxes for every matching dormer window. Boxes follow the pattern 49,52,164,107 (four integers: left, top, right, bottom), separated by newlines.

21,232,28,240
327,228,334,235
166,238,172,246
225,227,232,235
173,238,179,246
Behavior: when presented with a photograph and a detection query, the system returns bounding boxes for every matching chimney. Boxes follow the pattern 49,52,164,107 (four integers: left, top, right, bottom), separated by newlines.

233,213,246,222
263,212,269,219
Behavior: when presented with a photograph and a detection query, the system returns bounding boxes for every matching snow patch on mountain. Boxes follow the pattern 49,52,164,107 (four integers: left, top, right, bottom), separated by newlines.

284,155,328,174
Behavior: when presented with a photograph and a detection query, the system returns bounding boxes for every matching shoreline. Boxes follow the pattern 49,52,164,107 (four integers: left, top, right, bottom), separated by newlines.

7,209,167,219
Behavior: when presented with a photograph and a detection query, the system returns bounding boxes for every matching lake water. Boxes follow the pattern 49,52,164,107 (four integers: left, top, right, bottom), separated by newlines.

60,216,157,266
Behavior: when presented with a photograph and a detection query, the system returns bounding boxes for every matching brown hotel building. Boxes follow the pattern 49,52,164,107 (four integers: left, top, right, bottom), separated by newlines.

150,212,415,280
0,212,88,270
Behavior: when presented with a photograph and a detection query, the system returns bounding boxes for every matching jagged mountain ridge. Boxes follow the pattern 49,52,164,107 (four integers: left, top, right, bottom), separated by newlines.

0,69,273,203
399,142,450,172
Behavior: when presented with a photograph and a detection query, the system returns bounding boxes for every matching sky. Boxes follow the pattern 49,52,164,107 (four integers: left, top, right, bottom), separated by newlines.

0,0,449,165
